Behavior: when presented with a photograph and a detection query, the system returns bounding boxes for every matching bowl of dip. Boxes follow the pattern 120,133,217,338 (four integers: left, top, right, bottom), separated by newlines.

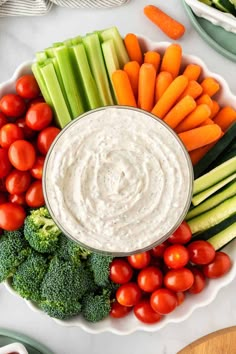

43,106,193,255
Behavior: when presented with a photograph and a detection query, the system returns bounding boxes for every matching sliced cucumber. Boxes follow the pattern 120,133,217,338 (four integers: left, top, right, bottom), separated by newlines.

207,222,236,250
212,0,236,14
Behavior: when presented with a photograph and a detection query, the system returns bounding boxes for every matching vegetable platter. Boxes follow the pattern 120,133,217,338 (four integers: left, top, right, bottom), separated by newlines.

0,27,236,335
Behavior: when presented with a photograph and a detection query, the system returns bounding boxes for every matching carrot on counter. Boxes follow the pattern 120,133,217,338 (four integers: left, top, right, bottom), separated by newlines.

124,33,143,65
144,51,161,72
151,75,188,119
112,70,137,107
138,63,156,112
201,77,220,97
155,71,173,102
199,118,215,126
196,94,213,112
213,106,236,131
182,64,202,81
163,95,196,129
178,80,203,100
210,100,220,119
143,5,185,40
175,104,211,133
160,43,182,79
124,61,140,99
178,124,222,152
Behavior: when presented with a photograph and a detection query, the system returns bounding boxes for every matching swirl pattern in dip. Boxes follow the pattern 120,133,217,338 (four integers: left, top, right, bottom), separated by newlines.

44,107,192,254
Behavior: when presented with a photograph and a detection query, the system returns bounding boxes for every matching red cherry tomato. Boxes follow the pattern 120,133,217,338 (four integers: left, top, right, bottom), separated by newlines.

37,126,61,155
30,156,45,180
26,103,53,131
0,148,12,178
187,240,216,265
116,282,142,307
0,192,8,205
150,288,177,315
0,202,26,230
0,94,26,117
203,252,232,279
137,266,163,292
109,259,133,284
8,140,36,171
134,299,162,324
16,74,40,99
110,301,131,319
0,178,7,192
0,123,24,148
164,268,194,292
8,193,26,206
5,169,31,194
25,180,45,208
151,240,170,258
188,267,206,294
16,118,36,140
163,244,189,269
127,251,151,269
176,291,185,306
0,112,7,129
168,221,192,244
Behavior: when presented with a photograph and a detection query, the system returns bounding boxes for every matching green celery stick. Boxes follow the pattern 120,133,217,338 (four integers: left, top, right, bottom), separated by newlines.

31,63,52,106
53,42,64,48
45,47,55,58
64,38,73,47
71,35,82,45
36,51,47,63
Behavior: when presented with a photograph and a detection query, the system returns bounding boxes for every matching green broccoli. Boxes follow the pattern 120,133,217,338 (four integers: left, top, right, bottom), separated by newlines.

12,251,49,302
39,299,82,320
56,234,91,265
24,207,61,253
82,290,111,322
0,230,30,282
88,253,113,287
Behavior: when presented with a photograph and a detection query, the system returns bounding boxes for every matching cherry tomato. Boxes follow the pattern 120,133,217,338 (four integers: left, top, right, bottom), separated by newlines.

25,180,45,208
26,103,53,131
188,267,206,294
151,240,170,258
28,97,45,107
203,252,232,279
137,266,163,292
116,282,142,307
8,193,26,206
168,221,192,244
110,300,131,318
0,148,12,178
0,123,24,148
16,74,40,99
127,251,151,269
37,126,61,155
150,288,177,315
163,244,189,269
0,192,8,205
0,112,7,129
187,240,216,265
8,140,36,171
5,169,31,194
16,118,36,140
110,259,133,284
134,299,162,324
0,202,26,230
164,268,194,292
176,291,185,306
0,178,7,192
30,156,45,180
0,94,26,118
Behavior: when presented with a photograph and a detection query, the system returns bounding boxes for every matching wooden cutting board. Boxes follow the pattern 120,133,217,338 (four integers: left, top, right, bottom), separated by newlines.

178,326,236,354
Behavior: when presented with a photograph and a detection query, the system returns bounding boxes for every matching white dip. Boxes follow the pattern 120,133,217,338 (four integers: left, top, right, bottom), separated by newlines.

44,107,192,254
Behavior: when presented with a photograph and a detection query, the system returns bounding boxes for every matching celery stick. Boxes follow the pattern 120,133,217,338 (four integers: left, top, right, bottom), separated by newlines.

54,45,84,118
64,38,73,47
100,27,129,68
31,63,52,106
45,47,55,58
53,42,64,48
82,33,114,106
101,39,119,103
36,51,47,63
72,43,102,110
40,62,71,128
71,35,82,45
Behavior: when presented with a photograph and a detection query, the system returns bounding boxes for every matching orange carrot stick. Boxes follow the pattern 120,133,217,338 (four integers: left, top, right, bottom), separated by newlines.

112,70,137,107
143,5,185,40
124,33,143,65
163,95,196,129
210,100,220,119
144,51,161,72
189,142,218,165
183,64,202,81
213,106,236,131
151,75,188,119
178,124,222,152
160,43,182,79
199,118,215,126
175,104,211,133
155,71,173,102
201,77,220,97
178,80,203,100
196,94,214,112
138,63,156,112
124,61,140,100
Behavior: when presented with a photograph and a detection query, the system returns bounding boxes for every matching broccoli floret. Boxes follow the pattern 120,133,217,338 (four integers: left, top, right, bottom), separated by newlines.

82,290,111,322
88,253,113,287
39,299,82,320
12,251,49,302
0,230,30,282
56,234,91,265
24,207,61,253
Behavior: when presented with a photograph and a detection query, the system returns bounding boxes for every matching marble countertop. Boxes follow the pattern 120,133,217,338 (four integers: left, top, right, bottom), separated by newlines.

0,1,235,353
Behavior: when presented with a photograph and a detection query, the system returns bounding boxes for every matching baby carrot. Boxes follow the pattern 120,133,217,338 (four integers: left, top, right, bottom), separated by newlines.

112,70,137,107
178,124,222,152
143,5,185,40
124,61,140,100
199,118,215,126
196,94,213,112
183,64,202,81
138,63,156,112
155,71,173,102
144,51,161,72
151,75,188,119
163,95,196,129
160,43,182,79
201,77,220,97
178,80,203,100
213,106,236,131
124,33,143,65
175,104,211,133
189,142,218,165
210,100,220,119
